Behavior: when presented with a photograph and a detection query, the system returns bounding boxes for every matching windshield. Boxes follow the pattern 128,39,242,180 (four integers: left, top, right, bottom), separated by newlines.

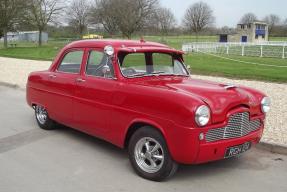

118,52,189,77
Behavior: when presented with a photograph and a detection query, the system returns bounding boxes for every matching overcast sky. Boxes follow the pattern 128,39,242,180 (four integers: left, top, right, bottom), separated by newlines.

161,0,287,27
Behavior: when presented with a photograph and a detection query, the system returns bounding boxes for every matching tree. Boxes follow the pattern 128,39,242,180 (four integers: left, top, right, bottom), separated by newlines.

116,0,159,39
89,0,119,36
182,1,215,40
239,13,257,24
220,26,235,34
91,0,159,39
264,14,281,35
24,0,64,46
0,28,3,39
0,0,24,48
154,7,176,36
66,0,90,38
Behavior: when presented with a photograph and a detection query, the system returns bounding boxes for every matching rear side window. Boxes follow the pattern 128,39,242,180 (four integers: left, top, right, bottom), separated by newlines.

58,50,84,73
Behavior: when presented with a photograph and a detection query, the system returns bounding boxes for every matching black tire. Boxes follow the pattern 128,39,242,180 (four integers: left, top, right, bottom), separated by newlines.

128,126,178,181
34,105,57,130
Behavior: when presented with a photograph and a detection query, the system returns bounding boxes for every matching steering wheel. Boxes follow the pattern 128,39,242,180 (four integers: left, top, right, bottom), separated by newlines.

90,65,105,77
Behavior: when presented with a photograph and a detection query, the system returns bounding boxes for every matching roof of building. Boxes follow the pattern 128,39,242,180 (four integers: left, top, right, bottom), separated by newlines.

237,20,267,25
7,31,47,35
218,32,237,35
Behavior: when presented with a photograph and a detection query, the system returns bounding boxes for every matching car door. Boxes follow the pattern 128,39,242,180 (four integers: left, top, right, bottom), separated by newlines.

73,48,117,139
46,49,84,127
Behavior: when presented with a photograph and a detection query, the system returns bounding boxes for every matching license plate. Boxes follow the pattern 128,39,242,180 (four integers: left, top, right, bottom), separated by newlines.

224,142,251,158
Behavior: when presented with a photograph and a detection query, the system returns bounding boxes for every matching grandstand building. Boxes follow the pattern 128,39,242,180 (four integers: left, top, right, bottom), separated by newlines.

219,21,269,43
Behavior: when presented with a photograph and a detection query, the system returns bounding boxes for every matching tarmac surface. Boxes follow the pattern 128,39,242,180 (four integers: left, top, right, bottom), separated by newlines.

0,86,287,192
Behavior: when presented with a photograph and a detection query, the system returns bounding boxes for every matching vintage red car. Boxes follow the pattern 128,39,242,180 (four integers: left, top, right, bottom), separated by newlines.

26,39,271,181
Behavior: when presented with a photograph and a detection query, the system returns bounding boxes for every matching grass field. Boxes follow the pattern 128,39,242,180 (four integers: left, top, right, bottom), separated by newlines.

185,53,287,82
269,36,287,41
0,35,286,82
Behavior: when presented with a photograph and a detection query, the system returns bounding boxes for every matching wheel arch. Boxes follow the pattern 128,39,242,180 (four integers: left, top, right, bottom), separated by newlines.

31,103,37,109
123,119,167,149
31,102,47,109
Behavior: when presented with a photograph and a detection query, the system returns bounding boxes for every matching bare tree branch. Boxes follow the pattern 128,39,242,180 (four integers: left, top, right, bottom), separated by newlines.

239,13,257,24
89,0,119,36
67,0,91,37
182,1,215,40
0,0,25,48
154,7,176,36
24,0,64,46
90,0,159,38
264,14,281,35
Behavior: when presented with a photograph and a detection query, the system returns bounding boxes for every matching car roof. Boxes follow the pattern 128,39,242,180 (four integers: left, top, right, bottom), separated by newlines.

65,39,176,50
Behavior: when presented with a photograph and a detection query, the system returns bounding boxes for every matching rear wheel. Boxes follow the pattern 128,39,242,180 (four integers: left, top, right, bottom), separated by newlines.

35,105,56,130
128,126,178,181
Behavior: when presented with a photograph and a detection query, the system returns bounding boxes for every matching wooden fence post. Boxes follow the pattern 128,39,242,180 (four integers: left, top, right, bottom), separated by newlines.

226,45,229,55
260,45,263,57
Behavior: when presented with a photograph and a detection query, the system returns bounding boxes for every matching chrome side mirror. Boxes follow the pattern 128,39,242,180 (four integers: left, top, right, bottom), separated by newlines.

186,64,191,73
104,45,114,56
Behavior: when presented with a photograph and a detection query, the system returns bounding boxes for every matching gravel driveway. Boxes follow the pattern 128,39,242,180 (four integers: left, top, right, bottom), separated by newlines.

0,57,286,145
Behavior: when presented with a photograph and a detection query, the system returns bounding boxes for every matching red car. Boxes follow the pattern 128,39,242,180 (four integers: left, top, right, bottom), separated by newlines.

26,39,271,181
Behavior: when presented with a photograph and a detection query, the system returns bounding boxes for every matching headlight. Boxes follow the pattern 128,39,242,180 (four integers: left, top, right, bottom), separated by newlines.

195,105,210,127
261,97,271,113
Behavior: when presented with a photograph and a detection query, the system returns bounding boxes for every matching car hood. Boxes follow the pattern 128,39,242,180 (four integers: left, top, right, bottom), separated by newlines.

133,76,262,123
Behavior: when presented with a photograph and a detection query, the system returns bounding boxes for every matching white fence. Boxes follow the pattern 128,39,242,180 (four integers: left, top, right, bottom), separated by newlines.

182,42,287,59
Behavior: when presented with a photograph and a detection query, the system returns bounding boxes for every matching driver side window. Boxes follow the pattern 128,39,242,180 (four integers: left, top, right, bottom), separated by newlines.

86,50,114,78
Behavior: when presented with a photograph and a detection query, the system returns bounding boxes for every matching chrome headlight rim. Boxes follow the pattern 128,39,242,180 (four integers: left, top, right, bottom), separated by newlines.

261,96,271,113
195,105,211,127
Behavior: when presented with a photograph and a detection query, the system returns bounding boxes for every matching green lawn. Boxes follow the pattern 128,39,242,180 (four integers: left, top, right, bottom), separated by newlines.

0,36,287,82
0,46,60,60
269,37,287,41
184,53,287,82
141,35,217,49
0,40,67,60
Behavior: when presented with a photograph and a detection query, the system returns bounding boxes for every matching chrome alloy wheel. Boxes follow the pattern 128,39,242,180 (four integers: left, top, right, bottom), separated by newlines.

134,137,164,173
35,105,48,125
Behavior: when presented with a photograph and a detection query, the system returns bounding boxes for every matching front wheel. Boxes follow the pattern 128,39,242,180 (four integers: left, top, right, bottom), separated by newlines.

35,105,56,130
128,126,178,181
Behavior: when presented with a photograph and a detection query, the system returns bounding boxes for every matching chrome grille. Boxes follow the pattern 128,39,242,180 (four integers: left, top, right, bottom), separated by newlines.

206,112,261,142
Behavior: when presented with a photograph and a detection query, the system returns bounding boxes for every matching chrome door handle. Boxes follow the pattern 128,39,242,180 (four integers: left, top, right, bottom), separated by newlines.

76,78,86,83
49,74,56,78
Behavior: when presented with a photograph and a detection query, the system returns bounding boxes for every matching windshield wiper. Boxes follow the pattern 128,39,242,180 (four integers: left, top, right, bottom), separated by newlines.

151,73,189,77
128,72,147,77
128,71,165,77
127,72,189,78
150,71,165,75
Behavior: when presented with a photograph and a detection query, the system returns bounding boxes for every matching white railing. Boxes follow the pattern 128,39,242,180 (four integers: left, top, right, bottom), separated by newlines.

182,42,287,59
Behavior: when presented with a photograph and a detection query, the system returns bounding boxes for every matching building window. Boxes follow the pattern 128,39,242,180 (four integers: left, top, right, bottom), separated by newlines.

248,24,251,29
255,35,258,39
262,35,265,39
